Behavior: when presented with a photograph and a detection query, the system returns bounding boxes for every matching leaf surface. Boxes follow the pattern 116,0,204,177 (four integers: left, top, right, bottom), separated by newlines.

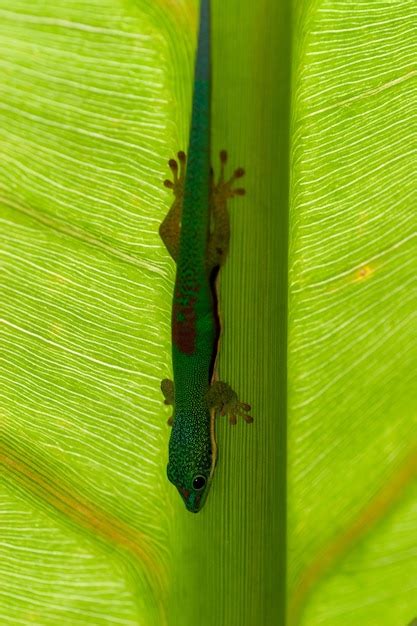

288,1,417,624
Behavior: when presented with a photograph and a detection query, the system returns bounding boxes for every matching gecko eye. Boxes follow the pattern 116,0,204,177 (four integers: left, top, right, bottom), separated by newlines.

192,475,206,491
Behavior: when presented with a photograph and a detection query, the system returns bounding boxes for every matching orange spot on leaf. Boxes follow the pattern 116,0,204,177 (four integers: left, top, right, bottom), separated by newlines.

354,264,375,282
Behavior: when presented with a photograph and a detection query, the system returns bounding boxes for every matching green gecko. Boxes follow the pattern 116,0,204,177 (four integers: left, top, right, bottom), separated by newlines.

159,0,252,513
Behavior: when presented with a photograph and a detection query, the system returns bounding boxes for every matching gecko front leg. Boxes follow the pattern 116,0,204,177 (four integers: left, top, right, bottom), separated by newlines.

206,381,253,425
161,378,175,426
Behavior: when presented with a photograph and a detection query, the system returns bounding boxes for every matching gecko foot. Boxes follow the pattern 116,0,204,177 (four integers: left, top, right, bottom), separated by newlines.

163,151,186,199
212,150,246,200
161,378,175,426
206,381,253,425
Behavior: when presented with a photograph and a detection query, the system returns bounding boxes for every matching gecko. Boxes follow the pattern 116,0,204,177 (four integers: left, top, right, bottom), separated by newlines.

159,0,252,513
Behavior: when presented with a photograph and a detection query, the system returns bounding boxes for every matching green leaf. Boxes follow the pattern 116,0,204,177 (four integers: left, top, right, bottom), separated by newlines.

0,2,185,624
0,0,286,624
1,0,416,625
288,1,417,625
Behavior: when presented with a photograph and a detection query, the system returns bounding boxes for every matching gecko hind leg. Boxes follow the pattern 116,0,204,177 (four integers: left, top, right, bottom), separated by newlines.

207,150,245,271
161,378,175,426
159,151,186,262
206,380,253,425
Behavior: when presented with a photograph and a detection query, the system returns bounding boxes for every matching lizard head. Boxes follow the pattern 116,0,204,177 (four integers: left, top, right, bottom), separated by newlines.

167,419,216,513
167,454,213,513
172,471,211,513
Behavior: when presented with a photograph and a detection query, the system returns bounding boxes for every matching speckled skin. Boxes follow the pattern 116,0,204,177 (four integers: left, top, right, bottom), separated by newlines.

159,0,251,513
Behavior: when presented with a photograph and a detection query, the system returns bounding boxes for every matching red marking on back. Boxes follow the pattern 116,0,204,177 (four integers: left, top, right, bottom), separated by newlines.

173,285,200,355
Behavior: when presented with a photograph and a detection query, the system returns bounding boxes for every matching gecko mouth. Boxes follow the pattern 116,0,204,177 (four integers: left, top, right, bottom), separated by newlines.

177,486,205,513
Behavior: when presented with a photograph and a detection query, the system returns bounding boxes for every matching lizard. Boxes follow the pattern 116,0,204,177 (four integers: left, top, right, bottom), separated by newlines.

159,0,252,513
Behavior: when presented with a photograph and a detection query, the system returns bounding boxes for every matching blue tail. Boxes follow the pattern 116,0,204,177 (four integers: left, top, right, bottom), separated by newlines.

178,0,211,262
